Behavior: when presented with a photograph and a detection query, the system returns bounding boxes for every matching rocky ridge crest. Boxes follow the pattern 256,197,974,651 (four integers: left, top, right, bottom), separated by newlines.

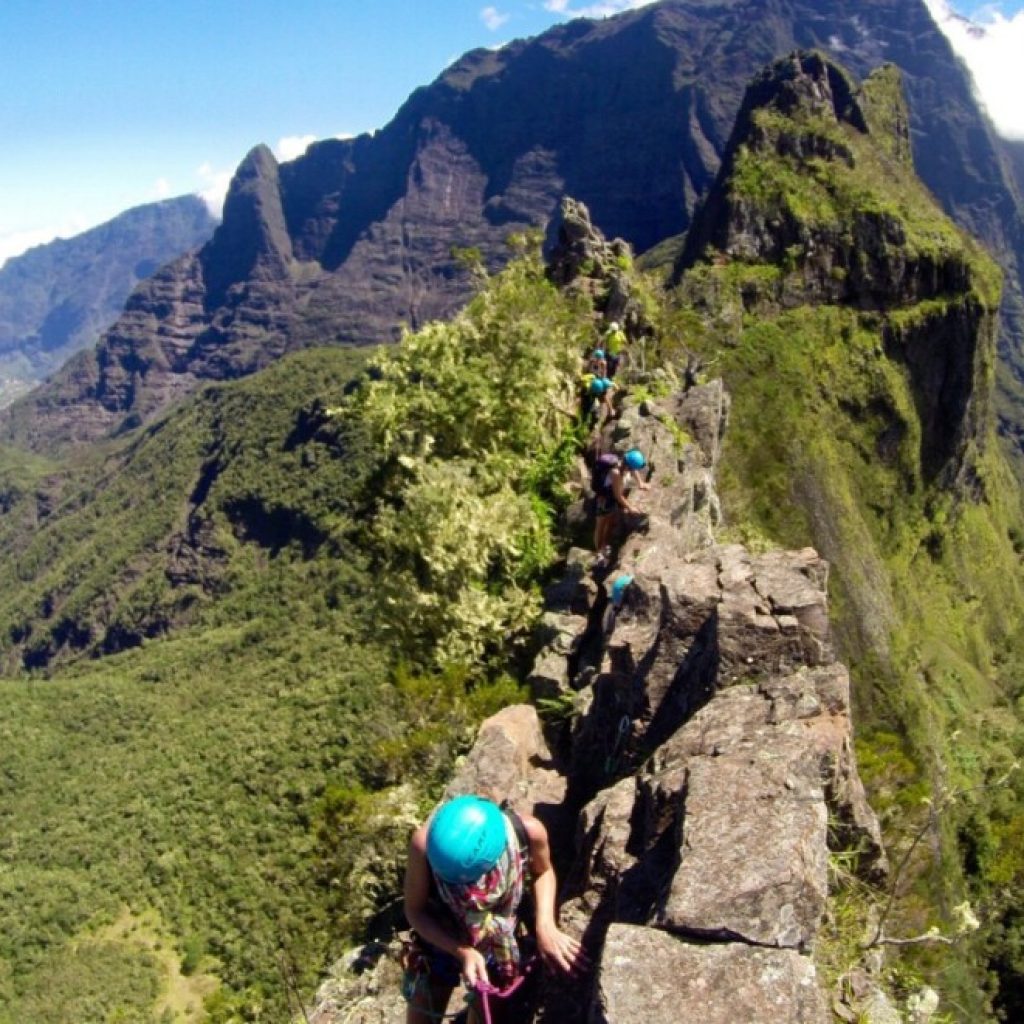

304,371,888,1024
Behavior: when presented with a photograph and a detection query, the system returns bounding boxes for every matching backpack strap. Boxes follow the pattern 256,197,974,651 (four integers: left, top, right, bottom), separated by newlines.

505,808,530,863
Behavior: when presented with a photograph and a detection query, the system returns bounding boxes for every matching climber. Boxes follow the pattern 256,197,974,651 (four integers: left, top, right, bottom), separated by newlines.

592,448,650,569
587,348,608,378
603,321,627,378
587,373,616,425
402,794,587,1023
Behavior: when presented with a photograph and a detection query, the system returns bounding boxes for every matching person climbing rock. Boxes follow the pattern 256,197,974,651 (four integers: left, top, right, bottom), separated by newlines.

402,794,586,1023
587,373,616,425
587,347,608,378
603,322,627,378
592,448,649,569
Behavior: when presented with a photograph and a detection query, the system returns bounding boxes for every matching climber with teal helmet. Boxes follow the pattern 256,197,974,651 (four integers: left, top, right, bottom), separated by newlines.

587,348,608,378
586,371,616,426
592,447,650,569
403,794,586,1023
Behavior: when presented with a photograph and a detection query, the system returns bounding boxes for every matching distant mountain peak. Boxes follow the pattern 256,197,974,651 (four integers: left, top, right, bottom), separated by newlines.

4,0,1022,455
0,195,217,408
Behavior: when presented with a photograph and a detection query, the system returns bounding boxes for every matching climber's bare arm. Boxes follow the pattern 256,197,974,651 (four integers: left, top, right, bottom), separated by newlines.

522,815,589,976
404,826,488,987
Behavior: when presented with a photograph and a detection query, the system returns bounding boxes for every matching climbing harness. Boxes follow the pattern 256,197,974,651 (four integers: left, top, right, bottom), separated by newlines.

400,955,538,1023
399,937,468,1024
401,969,470,1020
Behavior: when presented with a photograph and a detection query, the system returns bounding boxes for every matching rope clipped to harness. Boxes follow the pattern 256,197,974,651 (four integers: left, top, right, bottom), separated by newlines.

471,956,537,1024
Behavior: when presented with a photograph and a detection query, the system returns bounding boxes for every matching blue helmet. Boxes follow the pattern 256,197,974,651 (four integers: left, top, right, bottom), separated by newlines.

426,796,507,883
624,449,646,470
592,349,606,360
610,574,634,605
590,377,609,395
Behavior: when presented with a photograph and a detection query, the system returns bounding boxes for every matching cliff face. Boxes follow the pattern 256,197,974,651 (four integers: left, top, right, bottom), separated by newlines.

6,0,1022,451
678,53,997,492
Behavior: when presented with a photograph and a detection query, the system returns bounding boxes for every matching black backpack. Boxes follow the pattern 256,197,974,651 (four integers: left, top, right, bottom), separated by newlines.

590,452,620,502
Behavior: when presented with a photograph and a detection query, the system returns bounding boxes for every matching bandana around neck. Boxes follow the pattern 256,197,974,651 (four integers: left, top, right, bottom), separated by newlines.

433,813,526,981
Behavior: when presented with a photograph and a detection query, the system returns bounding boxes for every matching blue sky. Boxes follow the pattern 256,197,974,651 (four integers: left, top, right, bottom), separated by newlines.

1,0,1022,266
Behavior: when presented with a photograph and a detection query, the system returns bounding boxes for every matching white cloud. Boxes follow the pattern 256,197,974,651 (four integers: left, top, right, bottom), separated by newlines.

925,0,1024,139
195,162,233,218
153,177,172,200
543,0,656,17
275,134,317,161
481,5,509,31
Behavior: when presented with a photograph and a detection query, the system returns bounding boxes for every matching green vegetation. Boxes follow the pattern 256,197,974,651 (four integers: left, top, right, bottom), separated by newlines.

339,248,589,666
669,60,1024,1021
0,248,594,1022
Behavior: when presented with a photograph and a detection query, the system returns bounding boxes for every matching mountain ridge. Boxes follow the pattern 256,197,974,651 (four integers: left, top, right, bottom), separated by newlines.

0,195,216,406
5,0,1024,454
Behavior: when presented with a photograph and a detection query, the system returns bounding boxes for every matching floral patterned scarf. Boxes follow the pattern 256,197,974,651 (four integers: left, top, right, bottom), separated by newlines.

433,813,526,982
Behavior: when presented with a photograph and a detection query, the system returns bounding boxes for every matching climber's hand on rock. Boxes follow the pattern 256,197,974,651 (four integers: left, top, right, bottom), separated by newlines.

536,924,589,977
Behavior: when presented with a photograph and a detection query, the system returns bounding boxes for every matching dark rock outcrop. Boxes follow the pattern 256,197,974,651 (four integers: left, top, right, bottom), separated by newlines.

7,0,1024,451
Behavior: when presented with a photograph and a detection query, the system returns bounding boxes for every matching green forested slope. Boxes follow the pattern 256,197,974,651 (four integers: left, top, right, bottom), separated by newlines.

0,251,591,1022
654,57,1024,1020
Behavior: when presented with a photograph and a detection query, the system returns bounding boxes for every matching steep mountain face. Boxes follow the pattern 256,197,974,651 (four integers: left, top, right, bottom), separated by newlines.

668,53,1024,1018
5,0,1022,451
677,54,996,493
0,196,216,406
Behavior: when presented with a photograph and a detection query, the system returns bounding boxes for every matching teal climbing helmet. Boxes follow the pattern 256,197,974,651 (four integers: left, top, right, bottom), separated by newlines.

590,377,609,395
426,795,507,883
624,448,646,470
592,349,606,360
610,574,634,605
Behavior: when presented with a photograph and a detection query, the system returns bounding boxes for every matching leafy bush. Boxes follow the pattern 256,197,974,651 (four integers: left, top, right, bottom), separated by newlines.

341,249,590,668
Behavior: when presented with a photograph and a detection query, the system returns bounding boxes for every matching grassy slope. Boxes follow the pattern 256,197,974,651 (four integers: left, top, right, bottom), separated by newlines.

657,64,1024,1019
0,348,395,1022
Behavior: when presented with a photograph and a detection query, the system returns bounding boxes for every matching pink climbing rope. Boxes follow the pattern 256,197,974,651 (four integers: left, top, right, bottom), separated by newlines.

472,957,537,1024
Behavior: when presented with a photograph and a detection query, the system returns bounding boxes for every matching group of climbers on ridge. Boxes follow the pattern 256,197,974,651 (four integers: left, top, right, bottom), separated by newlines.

580,318,651,569
399,320,650,1021
580,320,627,425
